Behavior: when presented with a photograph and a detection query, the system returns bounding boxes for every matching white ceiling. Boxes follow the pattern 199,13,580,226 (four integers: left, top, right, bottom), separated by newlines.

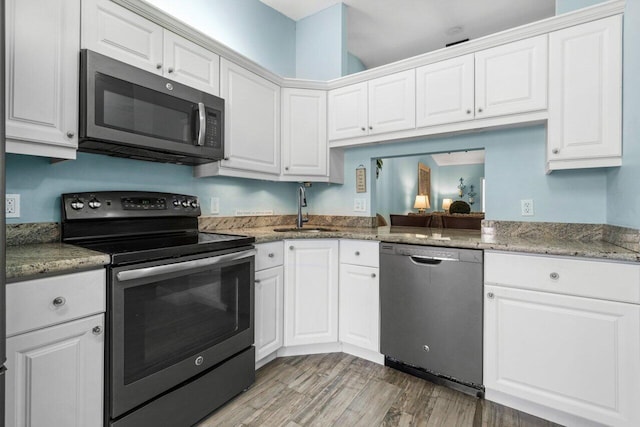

431,150,485,166
260,0,556,69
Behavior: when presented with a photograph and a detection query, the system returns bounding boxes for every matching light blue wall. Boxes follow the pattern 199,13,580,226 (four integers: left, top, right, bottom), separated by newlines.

312,126,608,224
5,153,298,223
295,4,347,80
607,0,640,229
145,0,296,77
438,164,484,212
556,0,606,14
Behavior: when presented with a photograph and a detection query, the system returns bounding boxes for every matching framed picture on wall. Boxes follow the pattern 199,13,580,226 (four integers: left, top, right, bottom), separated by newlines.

418,163,431,199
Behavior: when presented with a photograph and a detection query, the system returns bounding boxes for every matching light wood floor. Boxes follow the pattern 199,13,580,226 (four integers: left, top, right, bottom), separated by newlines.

197,353,560,427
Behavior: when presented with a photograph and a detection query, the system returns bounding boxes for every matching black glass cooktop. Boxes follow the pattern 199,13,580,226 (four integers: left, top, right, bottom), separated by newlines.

74,232,255,265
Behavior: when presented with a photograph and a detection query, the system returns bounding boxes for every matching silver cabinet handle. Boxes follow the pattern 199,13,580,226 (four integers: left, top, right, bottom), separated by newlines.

478,107,483,113
117,249,256,281
466,109,471,114
550,272,559,280
369,126,373,130
423,345,430,352
156,63,162,69
92,326,102,335
66,131,74,138
487,292,494,299
285,167,289,171
355,251,360,256
53,296,66,307
289,245,294,251
168,67,174,73
254,279,261,284
196,102,206,146
361,127,366,131
223,157,230,161
268,253,275,258
552,148,559,154
371,273,376,278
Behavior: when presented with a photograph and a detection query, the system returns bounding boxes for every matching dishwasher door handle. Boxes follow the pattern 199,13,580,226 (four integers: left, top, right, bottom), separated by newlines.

408,255,458,265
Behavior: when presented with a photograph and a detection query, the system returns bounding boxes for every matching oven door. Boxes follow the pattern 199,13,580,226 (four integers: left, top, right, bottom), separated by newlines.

109,247,254,419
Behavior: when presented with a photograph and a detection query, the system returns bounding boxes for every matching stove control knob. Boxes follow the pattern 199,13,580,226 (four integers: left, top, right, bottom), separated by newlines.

70,199,84,210
173,199,180,207
190,200,199,208
181,200,190,208
88,198,101,209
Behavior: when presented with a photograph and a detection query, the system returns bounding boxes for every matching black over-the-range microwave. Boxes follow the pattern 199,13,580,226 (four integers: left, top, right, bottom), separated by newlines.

79,49,224,165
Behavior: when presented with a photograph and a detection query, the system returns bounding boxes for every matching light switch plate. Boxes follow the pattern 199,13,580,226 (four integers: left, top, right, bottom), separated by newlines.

210,197,220,215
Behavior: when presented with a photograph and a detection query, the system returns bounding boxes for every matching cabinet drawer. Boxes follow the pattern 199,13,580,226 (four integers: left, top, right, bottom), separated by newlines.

485,251,640,304
255,241,284,271
7,269,106,337
340,240,379,268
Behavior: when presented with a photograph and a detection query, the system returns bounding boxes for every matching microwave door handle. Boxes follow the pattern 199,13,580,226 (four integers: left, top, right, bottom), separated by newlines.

116,249,256,282
197,102,206,146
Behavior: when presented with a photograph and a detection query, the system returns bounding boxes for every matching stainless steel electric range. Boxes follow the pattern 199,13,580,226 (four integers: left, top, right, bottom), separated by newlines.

61,191,256,427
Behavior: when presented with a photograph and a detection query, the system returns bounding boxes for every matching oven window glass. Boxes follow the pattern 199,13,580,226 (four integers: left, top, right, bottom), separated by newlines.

95,73,195,144
123,263,250,384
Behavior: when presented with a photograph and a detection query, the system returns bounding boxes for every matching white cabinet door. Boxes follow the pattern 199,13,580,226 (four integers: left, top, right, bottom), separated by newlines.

339,264,379,352
82,0,163,74
163,30,220,96
328,82,368,140
6,314,105,427
281,88,327,177
547,15,622,170
219,59,281,174
284,240,339,346
368,69,416,135
5,0,79,159
475,35,547,118
416,54,474,127
484,285,640,427
255,266,284,361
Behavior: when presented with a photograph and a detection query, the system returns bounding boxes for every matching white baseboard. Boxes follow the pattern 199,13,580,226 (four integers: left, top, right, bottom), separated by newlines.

341,343,384,365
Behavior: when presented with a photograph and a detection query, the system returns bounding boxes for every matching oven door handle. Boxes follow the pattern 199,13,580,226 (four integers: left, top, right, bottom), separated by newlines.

116,249,256,282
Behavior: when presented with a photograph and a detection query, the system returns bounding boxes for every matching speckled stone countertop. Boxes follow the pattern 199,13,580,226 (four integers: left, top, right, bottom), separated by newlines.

211,225,640,263
6,243,111,282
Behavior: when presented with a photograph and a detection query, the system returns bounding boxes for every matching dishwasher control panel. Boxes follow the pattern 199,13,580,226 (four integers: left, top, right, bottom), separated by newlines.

379,243,482,263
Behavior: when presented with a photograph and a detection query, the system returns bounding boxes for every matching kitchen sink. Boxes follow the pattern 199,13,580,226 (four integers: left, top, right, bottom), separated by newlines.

273,227,337,233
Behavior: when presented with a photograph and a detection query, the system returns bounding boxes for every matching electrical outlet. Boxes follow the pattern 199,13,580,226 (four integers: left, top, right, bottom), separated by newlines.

210,197,220,215
521,199,534,216
6,194,20,218
353,198,366,212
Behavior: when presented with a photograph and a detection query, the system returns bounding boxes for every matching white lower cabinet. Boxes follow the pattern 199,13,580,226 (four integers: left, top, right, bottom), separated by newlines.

284,240,339,347
5,269,107,427
254,242,285,365
338,240,381,359
484,252,640,427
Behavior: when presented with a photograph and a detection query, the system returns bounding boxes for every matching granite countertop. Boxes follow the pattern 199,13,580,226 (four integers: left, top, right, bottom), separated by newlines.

6,243,111,282
213,225,640,263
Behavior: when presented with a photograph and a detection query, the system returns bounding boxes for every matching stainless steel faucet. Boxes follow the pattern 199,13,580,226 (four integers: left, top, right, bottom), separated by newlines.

296,184,309,229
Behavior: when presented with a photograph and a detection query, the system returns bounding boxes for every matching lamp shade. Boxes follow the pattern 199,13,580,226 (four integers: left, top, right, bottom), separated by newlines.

414,195,430,210
442,198,453,211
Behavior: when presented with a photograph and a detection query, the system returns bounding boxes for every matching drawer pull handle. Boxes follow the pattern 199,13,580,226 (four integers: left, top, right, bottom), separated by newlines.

355,251,360,256
487,292,494,299
268,253,275,258
550,272,559,280
52,296,66,307
92,326,102,335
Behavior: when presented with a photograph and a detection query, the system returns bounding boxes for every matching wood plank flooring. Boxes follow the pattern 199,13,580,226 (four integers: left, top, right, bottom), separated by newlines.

197,353,560,427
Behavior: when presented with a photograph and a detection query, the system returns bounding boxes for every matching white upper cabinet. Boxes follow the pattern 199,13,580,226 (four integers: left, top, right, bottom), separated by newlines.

82,0,163,74
474,35,548,118
328,70,415,140
5,0,80,159
547,15,622,171
328,82,368,140
416,54,475,127
281,88,328,177
82,0,220,95
163,31,220,95
367,70,416,135
218,59,281,175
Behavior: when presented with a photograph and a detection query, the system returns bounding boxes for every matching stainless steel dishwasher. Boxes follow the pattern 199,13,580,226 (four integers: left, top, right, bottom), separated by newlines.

380,243,484,396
